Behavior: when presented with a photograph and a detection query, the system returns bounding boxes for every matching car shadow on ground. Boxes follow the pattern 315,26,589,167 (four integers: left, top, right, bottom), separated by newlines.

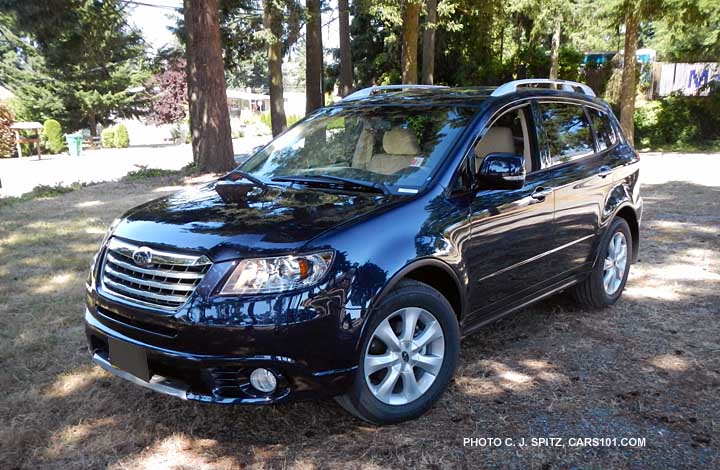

1,178,718,469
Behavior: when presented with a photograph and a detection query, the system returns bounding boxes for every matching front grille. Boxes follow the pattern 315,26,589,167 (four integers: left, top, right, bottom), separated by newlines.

100,238,211,310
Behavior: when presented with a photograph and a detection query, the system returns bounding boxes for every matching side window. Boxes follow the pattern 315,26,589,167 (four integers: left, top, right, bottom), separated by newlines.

474,106,533,175
588,108,618,151
537,102,594,167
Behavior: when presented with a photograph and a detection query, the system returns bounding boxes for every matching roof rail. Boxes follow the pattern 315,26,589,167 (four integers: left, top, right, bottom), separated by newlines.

491,79,596,97
342,84,449,101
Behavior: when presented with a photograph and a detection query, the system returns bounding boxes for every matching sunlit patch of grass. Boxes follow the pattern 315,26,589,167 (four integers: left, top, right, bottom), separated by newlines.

519,359,552,370
624,284,681,301
110,434,235,470
84,226,107,236
32,272,77,294
649,354,690,372
75,200,104,208
43,366,106,399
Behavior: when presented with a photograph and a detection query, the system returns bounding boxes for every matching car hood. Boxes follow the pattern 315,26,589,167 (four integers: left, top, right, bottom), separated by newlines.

112,182,398,262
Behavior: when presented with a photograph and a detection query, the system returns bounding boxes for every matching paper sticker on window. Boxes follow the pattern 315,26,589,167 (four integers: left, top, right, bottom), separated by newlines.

410,157,425,167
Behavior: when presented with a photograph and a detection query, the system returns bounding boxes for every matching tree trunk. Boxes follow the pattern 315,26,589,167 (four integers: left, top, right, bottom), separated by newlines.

549,20,561,80
88,112,97,139
401,0,421,84
264,0,287,136
183,0,235,173
338,0,353,96
421,0,437,85
619,8,639,146
305,0,324,113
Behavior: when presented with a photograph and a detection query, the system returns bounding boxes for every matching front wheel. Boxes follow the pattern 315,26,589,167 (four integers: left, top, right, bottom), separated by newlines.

572,217,632,308
336,280,460,424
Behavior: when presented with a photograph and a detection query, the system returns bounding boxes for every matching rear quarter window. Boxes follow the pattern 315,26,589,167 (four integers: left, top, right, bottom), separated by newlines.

588,108,618,151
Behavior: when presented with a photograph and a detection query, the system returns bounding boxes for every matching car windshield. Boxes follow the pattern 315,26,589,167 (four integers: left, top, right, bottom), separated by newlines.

240,105,476,194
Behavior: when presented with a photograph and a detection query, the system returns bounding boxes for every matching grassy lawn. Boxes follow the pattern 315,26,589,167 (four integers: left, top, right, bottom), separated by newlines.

1,155,719,469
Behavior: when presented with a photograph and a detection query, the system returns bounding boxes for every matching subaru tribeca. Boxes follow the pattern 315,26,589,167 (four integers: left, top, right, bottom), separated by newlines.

85,79,642,424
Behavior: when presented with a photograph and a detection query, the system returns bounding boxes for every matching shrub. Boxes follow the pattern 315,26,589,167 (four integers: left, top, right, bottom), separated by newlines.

101,127,115,148
260,112,302,130
260,111,271,129
123,166,178,181
635,91,720,148
0,104,15,158
42,119,64,154
114,124,129,148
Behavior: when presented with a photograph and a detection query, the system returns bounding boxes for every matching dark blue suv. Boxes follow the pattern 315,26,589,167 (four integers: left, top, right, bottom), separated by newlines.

85,79,642,424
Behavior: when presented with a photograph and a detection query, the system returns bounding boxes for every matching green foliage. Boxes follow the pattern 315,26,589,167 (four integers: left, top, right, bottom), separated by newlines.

101,127,115,148
123,166,179,181
645,0,720,62
260,112,301,129
113,124,129,148
260,111,271,129
0,103,15,158
603,68,624,110
635,91,720,148
42,119,63,153
557,46,584,81
0,2,149,134
0,181,91,208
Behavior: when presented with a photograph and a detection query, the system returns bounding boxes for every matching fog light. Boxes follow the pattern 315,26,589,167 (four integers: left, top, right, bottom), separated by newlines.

250,368,277,393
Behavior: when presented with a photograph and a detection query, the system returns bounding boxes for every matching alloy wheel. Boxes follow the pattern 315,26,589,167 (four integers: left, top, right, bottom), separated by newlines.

363,307,445,405
603,231,628,295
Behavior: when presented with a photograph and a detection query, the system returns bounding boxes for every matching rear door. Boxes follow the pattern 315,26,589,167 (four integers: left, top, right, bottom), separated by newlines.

531,100,617,278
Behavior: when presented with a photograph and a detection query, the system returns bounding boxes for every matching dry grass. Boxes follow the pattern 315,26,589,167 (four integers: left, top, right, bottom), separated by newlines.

1,154,719,469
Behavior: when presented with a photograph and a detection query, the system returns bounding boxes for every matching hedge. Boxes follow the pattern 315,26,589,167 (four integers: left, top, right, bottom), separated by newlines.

635,90,720,149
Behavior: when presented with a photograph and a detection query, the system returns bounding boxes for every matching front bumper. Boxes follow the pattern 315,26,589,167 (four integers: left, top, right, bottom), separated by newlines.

85,308,357,404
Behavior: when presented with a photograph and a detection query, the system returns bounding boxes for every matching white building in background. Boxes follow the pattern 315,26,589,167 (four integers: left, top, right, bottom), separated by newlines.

226,88,307,119
226,89,271,117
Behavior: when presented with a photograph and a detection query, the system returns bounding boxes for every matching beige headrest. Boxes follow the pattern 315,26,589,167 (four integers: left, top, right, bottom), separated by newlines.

474,127,514,159
382,128,420,155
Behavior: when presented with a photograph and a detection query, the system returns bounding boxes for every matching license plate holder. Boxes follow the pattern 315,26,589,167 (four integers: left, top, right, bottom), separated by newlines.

108,338,150,382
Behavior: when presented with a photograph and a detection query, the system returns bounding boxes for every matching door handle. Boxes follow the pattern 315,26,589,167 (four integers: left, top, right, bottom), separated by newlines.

530,187,553,200
597,165,612,178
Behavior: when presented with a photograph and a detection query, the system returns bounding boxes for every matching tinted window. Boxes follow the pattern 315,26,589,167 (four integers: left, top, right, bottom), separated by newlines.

588,108,618,151
538,102,594,167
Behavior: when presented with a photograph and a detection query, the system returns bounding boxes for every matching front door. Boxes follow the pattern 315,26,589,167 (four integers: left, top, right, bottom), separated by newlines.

464,104,556,324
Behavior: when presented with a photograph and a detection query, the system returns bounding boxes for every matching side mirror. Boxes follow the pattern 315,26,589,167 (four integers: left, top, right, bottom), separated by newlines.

477,153,526,190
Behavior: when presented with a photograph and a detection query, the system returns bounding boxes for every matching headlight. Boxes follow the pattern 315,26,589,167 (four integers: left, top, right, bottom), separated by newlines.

220,251,334,295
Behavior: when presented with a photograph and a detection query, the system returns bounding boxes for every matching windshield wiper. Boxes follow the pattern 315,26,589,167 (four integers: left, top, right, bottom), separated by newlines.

272,174,389,195
224,169,268,190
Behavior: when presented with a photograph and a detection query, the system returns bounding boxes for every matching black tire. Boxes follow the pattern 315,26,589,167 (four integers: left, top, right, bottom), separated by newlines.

335,280,460,425
572,217,632,308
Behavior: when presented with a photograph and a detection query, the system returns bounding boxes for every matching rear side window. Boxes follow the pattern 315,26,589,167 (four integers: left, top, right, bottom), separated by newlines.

537,102,594,167
588,108,618,151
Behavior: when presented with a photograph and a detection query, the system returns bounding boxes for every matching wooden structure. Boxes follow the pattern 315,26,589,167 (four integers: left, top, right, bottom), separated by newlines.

10,122,43,159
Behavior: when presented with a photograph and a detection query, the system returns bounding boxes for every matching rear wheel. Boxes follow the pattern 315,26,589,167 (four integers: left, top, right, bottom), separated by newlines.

336,280,459,424
572,217,632,308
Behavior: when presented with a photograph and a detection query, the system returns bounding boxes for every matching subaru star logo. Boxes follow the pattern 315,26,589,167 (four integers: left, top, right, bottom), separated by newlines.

132,247,153,267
